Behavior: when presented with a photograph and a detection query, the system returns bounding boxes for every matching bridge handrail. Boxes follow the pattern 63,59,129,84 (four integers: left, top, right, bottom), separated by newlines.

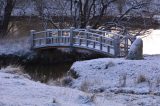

34,31,47,34
89,29,124,37
73,30,114,41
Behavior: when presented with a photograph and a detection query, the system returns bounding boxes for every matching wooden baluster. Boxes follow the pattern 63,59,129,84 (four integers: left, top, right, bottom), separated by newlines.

107,45,110,53
93,41,95,48
124,36,129,56
58,29,61,44
64,37,66,44
30,30,36,49
100,36,103,50
86,33,89,47
70,27,75,47
114,36,120,57
86,26,91,47
45,29,49,45
47,29,52,45
79,38,82,45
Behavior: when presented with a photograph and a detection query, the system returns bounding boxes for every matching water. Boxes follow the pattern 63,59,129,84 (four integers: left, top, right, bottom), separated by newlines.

0,53,73,83
24,63,72,83
2,17,73,83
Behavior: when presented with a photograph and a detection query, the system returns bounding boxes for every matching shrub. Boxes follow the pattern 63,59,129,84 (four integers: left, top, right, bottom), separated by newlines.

80,80,91,92
60,76,73,86
119,73,127,87
137,75,147,83
105,61,115,69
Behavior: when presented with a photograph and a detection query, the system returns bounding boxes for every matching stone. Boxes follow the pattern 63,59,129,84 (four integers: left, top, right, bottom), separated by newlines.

126,38,143,60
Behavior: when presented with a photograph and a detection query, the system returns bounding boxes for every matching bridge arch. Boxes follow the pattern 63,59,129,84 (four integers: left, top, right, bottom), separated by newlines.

30,27,134,57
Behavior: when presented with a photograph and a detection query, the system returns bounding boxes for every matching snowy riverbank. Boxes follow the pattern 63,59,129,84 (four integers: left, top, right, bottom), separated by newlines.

0,66,123,106
1,56,160,106
70,55,160,105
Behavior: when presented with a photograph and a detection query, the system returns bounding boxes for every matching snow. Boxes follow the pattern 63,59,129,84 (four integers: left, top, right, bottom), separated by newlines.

0,66,124,106
71,56,160,90
1,30,160,105
142,29,160,55
70,55,160,105
1,56,160,105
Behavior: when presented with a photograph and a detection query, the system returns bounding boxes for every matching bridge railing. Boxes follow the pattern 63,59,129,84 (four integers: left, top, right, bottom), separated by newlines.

30,27,134,57
72,30,115,54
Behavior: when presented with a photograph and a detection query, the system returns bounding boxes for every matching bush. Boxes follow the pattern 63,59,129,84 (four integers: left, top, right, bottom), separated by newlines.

60,76,73,86
137,75,147,83
119,73,127,87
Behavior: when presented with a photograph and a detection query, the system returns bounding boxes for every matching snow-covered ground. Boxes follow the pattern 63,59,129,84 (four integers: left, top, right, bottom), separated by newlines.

70,55,160,106
1,56,160,106
0,66,124,106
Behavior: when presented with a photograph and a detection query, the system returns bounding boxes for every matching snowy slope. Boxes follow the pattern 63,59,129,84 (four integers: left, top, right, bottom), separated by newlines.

70,55,160,105
71,56,160,92
0,66,124,106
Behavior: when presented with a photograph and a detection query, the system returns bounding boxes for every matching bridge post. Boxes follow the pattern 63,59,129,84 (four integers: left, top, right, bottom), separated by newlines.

70,27,75,47
124,36,129,56
114,36,120,57
46,29,52,45
86,26,91,47
100,36,103,50
30,30,36,49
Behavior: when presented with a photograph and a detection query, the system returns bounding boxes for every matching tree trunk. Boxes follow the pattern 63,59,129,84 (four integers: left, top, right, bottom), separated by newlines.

0,0,15,37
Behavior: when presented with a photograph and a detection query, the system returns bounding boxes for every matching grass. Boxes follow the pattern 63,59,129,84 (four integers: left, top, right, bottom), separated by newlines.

137,75,147,84
119,73,127,87
80,79,92,92
105,61,115,69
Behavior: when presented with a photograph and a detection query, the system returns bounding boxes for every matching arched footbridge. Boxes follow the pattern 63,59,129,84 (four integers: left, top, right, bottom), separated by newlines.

30,27,135,57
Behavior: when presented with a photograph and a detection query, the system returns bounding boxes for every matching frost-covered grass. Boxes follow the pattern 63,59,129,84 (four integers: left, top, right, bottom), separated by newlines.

1,56,160,105
70,55,160,105
0,66,125,106
71,56,160,92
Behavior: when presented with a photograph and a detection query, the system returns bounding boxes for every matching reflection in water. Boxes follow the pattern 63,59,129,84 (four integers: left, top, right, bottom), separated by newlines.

24,63,72,83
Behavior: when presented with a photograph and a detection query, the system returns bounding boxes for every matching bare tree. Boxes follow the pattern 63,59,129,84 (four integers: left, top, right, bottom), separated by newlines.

32,0,154,30
0,0,16,37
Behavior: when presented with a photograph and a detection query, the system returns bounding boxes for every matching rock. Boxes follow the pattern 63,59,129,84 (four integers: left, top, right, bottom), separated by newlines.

126,38,143,60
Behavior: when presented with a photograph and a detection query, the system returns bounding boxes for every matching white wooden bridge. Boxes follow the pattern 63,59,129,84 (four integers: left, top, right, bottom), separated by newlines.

30,27,135,57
